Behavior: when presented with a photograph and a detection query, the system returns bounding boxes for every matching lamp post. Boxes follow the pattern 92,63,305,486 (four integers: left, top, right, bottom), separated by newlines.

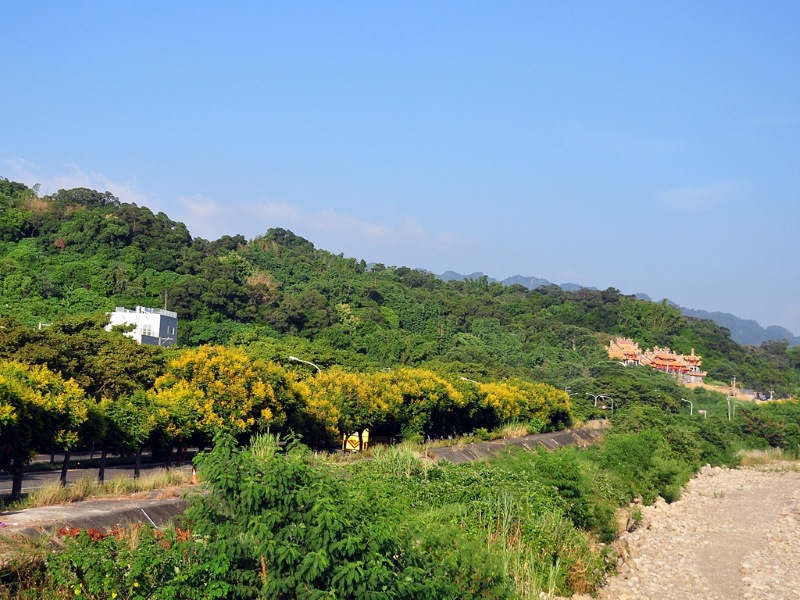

681,398,693,416
288,355,321,374
586,393,608,407
601,397,614,414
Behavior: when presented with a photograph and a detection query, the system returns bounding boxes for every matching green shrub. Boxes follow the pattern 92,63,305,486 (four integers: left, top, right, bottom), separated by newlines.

47,525,184,599
473,427,491,441
526,418,547,434
600,429,691,504
181,431,512,598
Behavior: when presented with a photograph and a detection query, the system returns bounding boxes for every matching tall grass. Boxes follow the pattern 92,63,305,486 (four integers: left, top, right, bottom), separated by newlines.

505,549,560,600
9,468,191,510
500,421,530,439
466,490,605,597
736,447,800,467
369,442,432,478
737,447,785,465
0,532,53,599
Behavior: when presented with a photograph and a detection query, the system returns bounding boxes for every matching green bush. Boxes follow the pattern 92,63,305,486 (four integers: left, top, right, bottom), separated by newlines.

599,429,692,504
46,525,186,599
35,433,514,599
354,446,609,595
526,417,547,434
181,432,512,598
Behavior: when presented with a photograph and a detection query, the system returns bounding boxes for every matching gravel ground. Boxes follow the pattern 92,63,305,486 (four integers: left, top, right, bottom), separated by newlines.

580,463,800,600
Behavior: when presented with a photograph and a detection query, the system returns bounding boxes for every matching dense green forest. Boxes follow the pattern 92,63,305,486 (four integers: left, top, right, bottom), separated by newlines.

3,177,800,598
2,177,799,396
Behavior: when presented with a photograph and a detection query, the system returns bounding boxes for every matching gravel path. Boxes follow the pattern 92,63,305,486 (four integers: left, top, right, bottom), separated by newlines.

593,463,800,600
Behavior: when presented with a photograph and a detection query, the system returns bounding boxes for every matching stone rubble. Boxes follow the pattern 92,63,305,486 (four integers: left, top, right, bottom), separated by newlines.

582,463,800,600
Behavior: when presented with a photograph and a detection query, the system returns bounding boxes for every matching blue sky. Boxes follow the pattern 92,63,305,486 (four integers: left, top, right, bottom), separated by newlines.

3,2,799,335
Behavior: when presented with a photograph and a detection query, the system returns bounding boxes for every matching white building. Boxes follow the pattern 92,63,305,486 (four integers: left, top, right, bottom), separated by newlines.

107,306,178,347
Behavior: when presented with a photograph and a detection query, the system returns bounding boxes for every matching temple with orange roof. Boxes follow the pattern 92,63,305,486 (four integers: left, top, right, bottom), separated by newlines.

607,337,707,383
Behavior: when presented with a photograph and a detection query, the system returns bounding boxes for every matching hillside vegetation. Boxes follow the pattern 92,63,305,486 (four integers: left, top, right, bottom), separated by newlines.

2,178,799,396
2,178,800,598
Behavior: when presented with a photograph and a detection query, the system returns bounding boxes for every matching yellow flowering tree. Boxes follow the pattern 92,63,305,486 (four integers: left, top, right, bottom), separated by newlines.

293,378,340,447
507,378,573,429
0,360,89,498
303,368,394,448
465,378,572,431
475,381,530,423
151,346,301,449
386,368,464,440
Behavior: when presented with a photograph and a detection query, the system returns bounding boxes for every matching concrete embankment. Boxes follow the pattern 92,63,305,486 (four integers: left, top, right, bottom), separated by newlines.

0,488,188,539
427,420,608,464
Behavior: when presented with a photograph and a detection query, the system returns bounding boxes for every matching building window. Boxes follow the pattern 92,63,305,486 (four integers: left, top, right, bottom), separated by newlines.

141,324,154,337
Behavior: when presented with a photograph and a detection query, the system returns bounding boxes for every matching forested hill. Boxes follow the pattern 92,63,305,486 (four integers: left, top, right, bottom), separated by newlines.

2,178,799,396
441,274,799,347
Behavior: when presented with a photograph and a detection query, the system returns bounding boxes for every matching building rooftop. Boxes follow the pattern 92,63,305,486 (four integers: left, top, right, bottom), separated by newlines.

113,306,177,319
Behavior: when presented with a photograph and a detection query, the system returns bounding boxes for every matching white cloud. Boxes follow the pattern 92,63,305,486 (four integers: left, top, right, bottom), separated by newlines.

657,182,741,212
177,194,221,218
249,200,301,222
169,193,471,269
3,158,474,270
4,158,158,209
309,209,393,241
399,218,428,240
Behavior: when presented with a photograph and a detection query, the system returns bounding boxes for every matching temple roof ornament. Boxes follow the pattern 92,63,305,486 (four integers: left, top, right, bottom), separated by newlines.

606,337,707,382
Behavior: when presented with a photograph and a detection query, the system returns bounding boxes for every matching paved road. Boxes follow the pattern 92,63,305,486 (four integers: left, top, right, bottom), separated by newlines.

0,463,192,495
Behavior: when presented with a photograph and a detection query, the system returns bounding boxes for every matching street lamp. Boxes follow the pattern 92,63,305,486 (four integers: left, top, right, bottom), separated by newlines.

586,393,608,407
461,377,478,384
681,398,693,416
288,355,321,373
600,397,614,414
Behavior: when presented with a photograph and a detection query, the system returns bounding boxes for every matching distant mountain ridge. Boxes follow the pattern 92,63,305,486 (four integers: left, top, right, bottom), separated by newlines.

438,271,588,292
436,271,799,347
679,308,800,347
